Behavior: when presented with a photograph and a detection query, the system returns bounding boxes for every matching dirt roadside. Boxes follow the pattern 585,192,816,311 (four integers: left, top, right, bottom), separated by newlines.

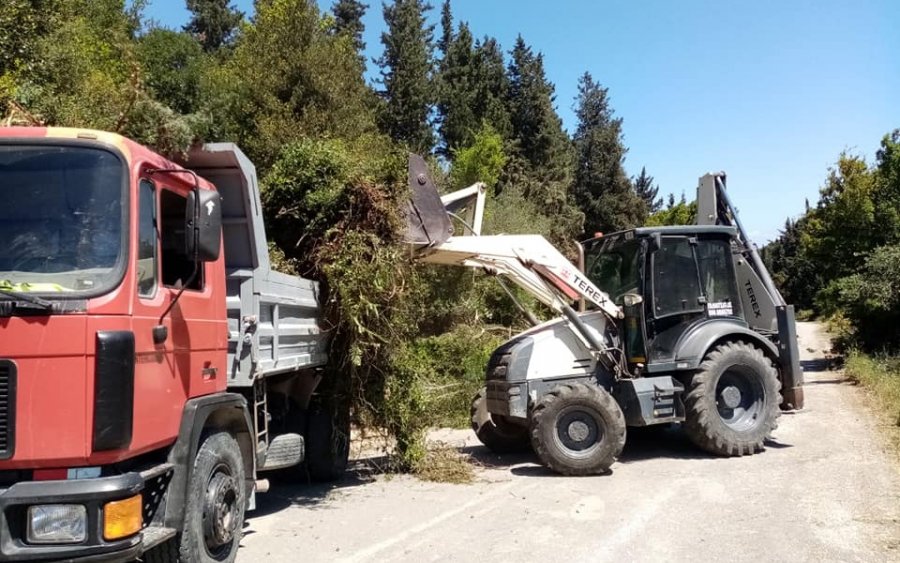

239,322,900,562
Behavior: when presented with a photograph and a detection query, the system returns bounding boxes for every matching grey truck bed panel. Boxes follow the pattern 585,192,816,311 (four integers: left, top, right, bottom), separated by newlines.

177,144,328,386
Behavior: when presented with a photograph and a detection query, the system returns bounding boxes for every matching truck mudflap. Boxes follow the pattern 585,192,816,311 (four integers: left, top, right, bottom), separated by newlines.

0,472,145,562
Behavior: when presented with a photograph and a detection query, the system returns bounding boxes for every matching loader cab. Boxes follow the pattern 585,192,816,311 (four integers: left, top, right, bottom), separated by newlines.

583,226,743,368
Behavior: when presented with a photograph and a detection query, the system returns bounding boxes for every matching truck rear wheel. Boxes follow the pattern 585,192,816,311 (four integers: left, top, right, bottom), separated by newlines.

530,383,626,476
471,387,530,453
305,406,350,482
683,341,781,456
178,431,246,562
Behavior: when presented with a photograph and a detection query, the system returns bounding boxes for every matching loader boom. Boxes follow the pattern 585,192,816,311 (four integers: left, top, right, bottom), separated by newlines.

405,155,622,321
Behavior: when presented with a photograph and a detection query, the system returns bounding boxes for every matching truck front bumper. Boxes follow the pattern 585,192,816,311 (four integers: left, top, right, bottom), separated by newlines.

0,473,143,562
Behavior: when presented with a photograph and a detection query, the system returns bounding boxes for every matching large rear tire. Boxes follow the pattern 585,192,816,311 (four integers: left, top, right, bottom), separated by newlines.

683,341,781,456
529,383,626,476
305,405,350,482
470,387,530,453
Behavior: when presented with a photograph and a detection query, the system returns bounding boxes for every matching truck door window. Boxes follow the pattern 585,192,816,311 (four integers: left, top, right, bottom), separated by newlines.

136,180,157,297
160,189,202,290
652,237,703,317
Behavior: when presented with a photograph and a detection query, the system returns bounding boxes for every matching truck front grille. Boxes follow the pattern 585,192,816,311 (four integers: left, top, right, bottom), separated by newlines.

0,360,16,459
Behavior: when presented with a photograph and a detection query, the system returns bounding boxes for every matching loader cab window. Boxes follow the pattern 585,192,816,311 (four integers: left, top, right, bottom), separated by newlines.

136,179,157,297
160,189,202,290
695,237,740,317
584,236,641,304
652,237,702,317
652,236,739,318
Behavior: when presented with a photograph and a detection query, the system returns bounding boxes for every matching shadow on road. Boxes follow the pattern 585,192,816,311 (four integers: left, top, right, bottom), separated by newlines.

249,459,385,518
457,423,793,475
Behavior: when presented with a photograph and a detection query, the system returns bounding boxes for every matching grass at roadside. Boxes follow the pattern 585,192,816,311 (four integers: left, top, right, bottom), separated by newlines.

844,352,900,453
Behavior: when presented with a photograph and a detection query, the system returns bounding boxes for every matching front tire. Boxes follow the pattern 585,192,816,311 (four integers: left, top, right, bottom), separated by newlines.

179,431,246,563
471,387,530,453
683,341,782,456
529,383,626,476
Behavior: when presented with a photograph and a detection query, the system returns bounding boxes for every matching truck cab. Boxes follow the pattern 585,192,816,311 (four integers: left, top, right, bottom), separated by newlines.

0,127,337,563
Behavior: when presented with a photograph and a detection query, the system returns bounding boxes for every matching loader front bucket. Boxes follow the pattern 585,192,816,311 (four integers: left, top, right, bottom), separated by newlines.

405,154,452,249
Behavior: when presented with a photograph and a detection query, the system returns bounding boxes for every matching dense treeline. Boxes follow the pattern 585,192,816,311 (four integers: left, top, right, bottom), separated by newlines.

0,0,663,467
766,131,900,351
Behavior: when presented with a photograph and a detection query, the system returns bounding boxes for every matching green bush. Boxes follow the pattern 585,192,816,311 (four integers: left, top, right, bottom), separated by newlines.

844,352,900,448
819,243,900,350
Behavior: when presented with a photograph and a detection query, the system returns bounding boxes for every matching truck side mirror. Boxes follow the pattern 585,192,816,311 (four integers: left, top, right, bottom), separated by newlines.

185,190,222,262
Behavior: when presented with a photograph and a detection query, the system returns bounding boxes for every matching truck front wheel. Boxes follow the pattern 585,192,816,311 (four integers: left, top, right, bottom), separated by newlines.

683,341,782,456
530,383,626,476
179,431,246,562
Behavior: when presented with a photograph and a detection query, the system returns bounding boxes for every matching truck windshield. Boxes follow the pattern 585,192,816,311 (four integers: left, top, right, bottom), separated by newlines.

0,145,125,297
583,235,641,304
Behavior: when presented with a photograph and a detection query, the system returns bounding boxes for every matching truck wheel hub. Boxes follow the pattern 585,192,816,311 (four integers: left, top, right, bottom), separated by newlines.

204,470,238,549
720,386,742,409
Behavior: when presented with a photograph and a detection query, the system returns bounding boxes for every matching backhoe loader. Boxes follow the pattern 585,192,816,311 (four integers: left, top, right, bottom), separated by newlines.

406,156,803,475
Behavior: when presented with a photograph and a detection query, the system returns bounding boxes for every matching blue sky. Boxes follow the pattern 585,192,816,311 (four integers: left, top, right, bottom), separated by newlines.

143,0,900,242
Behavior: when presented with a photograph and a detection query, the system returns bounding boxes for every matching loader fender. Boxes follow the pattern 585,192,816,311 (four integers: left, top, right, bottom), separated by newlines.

671,319,780,371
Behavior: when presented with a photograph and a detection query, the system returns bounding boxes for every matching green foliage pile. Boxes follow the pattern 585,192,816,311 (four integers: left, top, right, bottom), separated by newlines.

0,0,665,470
767,130,900,352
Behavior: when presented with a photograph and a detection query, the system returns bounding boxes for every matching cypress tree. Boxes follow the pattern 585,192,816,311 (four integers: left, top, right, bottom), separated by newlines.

571,71,644,234
506,36,569,173
471,36,510,140
332,0,368,59
438,0,453,57
376,0,435,154
633,167,662,214
184,0,243,52
437,22,476,156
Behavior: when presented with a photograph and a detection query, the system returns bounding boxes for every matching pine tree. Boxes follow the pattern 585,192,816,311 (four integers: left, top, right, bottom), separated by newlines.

376,0,435,154
633,167,662,214
571,72,644,234
184,0,243,52
332,0,367,59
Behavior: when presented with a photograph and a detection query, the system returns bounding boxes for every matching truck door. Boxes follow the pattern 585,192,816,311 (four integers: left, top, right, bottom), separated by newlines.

131,178,226,452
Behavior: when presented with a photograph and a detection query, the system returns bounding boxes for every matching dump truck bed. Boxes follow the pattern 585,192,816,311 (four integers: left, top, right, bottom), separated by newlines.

177,144,328,386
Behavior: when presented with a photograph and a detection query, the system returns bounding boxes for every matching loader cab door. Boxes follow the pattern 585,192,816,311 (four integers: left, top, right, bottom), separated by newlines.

645,234,742,364
584,234,648,364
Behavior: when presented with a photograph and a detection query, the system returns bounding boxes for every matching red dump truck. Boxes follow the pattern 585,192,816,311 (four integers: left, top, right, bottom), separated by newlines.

0,127,347,562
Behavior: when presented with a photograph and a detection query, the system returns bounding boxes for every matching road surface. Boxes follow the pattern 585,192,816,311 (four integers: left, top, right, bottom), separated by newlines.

239,322,900,562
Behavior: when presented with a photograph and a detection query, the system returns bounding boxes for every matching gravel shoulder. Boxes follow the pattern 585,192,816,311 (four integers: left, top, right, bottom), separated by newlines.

239,322,900,562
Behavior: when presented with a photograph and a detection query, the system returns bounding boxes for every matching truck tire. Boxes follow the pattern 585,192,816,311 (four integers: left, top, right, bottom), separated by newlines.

305,407,350,482
177,431,246,562
530,383,626,476
470,387,529,453
683,341,782,456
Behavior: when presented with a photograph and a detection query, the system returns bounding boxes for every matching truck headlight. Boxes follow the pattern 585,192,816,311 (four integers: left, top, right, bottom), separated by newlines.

27,504,87,544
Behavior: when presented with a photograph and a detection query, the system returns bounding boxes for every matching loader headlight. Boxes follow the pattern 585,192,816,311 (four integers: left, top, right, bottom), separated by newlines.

27,504,87,544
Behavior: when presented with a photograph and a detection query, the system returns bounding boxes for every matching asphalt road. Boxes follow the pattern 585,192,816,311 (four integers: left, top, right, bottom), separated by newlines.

239,322,900,562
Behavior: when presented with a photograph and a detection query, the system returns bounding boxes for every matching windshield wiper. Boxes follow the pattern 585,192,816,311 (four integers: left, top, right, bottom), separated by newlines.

0,289,53,310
